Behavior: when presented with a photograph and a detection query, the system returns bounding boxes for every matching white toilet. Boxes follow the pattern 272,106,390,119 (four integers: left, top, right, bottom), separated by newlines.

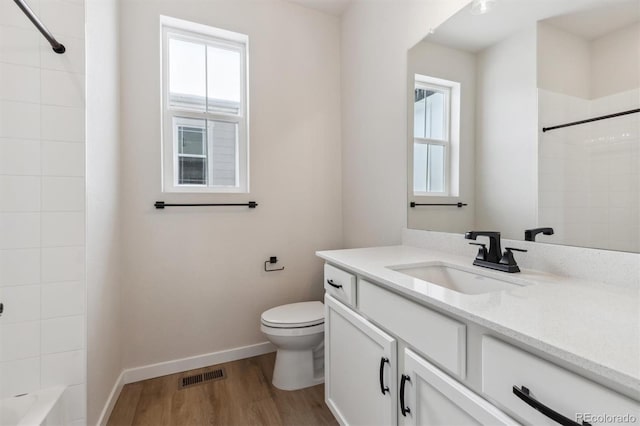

260,301,325,391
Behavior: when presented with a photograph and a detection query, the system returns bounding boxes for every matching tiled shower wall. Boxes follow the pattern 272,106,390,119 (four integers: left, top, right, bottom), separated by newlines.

538,88,640,252
0,0,86,423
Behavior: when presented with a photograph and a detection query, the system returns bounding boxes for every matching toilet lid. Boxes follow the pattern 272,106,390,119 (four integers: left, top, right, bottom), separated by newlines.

261,301,324,328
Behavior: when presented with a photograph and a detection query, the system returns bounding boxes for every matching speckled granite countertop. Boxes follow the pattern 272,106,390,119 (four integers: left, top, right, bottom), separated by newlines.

316,245,640,395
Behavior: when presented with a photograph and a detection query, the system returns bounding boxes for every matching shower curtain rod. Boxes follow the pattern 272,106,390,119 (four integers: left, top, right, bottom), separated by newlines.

542,108,639,133
13,0,65,54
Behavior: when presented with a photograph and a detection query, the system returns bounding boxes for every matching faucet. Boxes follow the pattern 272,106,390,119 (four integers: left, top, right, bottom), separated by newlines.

464,231,502,263
464,231,526,273
524,227,554,242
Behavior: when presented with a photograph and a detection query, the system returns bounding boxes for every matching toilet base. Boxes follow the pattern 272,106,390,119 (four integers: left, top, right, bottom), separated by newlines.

272,345,324,391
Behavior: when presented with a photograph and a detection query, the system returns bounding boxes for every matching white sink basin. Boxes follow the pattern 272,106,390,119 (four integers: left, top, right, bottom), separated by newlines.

389,262,529,295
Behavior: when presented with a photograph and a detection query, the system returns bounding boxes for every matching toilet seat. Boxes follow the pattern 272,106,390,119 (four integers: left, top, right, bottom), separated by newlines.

261,301,324,328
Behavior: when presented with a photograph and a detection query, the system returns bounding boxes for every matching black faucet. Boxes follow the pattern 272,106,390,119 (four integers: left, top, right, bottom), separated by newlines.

464,231,526,273
464,231,502,262
524,227,554,242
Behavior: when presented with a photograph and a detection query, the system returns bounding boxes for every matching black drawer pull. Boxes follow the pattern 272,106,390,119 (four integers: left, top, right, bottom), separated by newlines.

379,357,390,395
513,385,591,426
400,374,411,416
326,279,343,289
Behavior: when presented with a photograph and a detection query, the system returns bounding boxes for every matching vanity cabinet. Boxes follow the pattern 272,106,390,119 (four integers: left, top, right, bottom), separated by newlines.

322,262,639,426
325,294,397,426
401,348,517,426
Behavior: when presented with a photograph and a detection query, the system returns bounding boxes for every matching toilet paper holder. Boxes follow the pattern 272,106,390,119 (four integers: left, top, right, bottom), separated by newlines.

265,256,285,272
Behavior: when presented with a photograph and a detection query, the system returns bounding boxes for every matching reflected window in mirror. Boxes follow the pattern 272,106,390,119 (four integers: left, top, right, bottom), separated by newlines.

413,75,459,196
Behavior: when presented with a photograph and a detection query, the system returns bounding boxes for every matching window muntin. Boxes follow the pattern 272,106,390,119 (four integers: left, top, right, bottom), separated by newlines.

162,18,248,193
413,80,451,195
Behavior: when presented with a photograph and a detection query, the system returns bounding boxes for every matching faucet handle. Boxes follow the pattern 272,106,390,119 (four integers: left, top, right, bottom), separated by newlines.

500,247,527,270
469,242,487,261
505,247,527,253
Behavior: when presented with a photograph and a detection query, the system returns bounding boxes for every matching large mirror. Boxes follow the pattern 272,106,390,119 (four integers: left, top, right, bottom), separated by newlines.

407,0,640,253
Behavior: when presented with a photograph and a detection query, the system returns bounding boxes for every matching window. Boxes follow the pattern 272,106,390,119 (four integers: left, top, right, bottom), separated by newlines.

413,80,451,195
161,17,249,193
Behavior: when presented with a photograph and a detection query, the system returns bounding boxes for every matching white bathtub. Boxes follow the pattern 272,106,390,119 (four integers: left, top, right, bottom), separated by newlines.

0,387,66,426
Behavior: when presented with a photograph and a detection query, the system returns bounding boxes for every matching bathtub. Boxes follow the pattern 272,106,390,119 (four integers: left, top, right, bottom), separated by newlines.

0,387,66,426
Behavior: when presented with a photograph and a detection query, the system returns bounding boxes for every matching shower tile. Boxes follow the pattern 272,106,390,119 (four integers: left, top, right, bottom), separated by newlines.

0,356,40,398
41,141,84,177
0,284,40,323
41,315,84,354
41,212,84,246
41,177,84,211
0,63,40,103
0,321,40,361
0,249,40,286
0,138,41,176
0,100,40,139
0,212,40,249
41,247,84,282
41,281,84,318
41,349,85,387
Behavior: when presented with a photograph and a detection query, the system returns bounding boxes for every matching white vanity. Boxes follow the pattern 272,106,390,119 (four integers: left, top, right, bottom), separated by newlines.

317,245,639,426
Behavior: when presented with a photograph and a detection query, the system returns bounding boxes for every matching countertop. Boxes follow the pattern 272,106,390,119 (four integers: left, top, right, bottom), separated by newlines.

316,245,640,395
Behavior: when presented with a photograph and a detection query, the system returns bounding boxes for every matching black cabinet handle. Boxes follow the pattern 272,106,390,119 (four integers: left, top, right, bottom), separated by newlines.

513,386,591,426
400,374,411,416
326,279,343,289
379,357,390,395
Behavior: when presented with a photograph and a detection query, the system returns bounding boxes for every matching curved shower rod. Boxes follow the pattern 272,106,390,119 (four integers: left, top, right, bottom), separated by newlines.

13,0,66,54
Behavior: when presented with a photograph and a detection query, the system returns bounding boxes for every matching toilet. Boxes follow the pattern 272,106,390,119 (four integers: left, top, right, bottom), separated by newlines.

261,301,325,391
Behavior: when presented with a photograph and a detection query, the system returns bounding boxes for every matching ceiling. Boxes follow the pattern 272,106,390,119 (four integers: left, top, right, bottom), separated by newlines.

426,0,638,52
286,0,352,16
543,0,639,40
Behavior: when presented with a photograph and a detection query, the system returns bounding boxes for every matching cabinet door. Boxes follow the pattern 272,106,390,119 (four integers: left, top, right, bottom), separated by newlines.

401,348,517,426
325,294,397,426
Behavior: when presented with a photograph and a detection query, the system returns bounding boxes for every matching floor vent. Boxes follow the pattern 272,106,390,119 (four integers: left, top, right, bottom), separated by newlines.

179,368,226,389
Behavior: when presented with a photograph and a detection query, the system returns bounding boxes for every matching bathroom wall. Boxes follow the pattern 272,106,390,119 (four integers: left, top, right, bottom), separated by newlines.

341,0,472,248
475,25,538,240
118,0,343,369
86,0,123,423
0,0,87,423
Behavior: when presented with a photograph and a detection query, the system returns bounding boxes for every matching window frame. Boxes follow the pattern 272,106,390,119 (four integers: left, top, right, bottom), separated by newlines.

413,80,452,196
160,17,249,193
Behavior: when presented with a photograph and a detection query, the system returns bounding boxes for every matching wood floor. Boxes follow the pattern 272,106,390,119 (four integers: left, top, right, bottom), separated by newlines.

107,352,338,426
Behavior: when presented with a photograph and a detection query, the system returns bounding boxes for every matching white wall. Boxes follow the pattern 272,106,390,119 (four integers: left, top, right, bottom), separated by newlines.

407,41,476,233
591,22,640,99
118,0,342,369
475,25,538,239
537,22,591,99
0,0,87,422
340,0,469,248
86,0,122,423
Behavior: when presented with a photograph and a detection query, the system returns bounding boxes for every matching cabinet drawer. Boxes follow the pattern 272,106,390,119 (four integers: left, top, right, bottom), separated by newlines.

324,263,356,308
482,336,640,425
359,279,466,379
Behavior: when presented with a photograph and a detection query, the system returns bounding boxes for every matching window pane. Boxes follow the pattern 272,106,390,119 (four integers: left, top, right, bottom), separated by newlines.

178,157,207,185
169,38,206,110
414,91,427,138
427,144,445,193
179,126,206,155
414,87,446,140
414,143,428,193
210,121,238,186
207,45,241,114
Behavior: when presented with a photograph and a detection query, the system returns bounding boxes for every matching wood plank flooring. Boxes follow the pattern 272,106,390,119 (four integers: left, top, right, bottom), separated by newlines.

107,352,338,426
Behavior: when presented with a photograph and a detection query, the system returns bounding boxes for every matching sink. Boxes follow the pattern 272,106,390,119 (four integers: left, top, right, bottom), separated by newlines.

389,262,529,295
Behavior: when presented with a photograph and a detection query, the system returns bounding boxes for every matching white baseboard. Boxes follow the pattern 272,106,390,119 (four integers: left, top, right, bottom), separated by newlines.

122,341,276,384
96,370,125,426
96,341,275,426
